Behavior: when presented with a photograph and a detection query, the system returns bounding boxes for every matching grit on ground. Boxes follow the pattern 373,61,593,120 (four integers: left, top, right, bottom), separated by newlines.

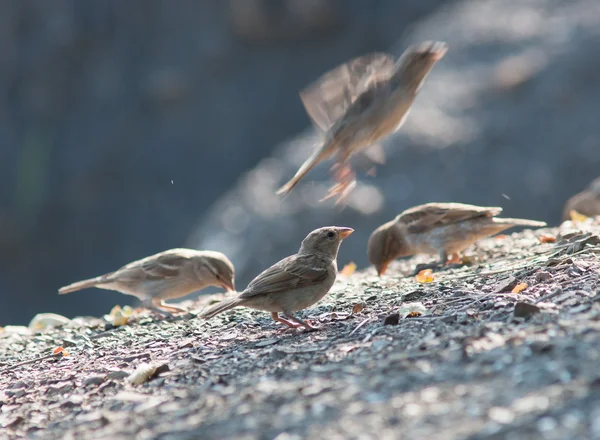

1,219,599,439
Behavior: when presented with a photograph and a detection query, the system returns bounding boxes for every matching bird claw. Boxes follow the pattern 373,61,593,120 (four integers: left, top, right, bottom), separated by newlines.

274,312,320,332
276,326,299,333
320,163,357,204
293,318,320,332
275,322,317,333
277,322,320,332
301,323,320,332
272,312,303,329
149,298,188,314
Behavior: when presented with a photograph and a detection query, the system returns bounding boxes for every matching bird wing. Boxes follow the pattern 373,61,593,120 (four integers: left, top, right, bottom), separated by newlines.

239,254,330,299
113,252,190,282
398,203,503,234
300,52,395,132
330,80,392,131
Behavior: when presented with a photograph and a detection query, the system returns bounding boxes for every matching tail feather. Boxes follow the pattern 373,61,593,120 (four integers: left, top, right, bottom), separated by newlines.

276,146,331,195
200,297,244,320
493,218,547,228
58,275,110,295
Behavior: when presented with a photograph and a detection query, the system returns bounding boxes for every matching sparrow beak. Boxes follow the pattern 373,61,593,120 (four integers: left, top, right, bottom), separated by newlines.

337,227,354,239
220,279,236,293
376,261,389,276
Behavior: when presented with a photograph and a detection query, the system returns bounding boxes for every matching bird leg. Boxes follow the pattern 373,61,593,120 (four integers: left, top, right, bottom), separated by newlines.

282,313,320,332
412,250,448,275
446,252,462,264
335,179,357,206
140,299,174,319
413,250,466,275
152,298,187,314
332,162,355,183
271,312,302,329
320,162,357,204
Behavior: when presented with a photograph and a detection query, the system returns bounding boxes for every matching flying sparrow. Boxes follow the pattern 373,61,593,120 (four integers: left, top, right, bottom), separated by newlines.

277,41,447,201
367,202,547,275
562,177,600,221
201,226,353,331
58,249,235,314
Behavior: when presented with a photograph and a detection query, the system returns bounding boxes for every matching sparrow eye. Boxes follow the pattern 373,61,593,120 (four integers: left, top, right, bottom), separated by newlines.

327,231,335,239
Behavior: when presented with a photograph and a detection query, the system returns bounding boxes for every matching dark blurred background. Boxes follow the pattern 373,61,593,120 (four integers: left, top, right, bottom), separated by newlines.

1,0,599,325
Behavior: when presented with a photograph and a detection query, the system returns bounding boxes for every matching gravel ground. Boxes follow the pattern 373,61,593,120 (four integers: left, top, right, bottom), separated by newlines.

1,220,600,440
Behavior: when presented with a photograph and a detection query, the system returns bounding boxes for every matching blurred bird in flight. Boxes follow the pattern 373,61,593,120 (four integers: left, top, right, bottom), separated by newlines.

277,41,447,203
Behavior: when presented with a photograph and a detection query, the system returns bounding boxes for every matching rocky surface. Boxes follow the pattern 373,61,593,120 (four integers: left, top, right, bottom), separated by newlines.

1,221,599,439
190,0,600,287
1,0,447,324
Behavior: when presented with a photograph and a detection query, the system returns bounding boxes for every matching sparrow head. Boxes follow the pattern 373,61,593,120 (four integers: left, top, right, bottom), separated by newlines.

194,252,236,292
299,226,354,258
394,40,447,90
367,221,410,276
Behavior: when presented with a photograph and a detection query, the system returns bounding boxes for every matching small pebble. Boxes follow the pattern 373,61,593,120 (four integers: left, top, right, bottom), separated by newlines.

488,407,515,424
514,302,540,318
535,271,552,282
383,313,400,326
82,376,105,387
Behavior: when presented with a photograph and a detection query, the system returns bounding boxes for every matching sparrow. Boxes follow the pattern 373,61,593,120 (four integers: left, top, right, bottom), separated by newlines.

277,41,447,201
562,177,600,221
58,249,235,314
201,226,353,331
367,202,547,275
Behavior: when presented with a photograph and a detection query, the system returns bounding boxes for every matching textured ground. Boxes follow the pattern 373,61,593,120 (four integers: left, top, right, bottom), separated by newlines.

1,220,600,440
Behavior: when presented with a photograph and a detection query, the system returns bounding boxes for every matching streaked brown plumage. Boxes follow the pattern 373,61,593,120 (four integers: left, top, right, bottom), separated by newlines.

58,249,235,313
277,41,447,201
562,177,600,221
201,226,353,331
367,203,547,275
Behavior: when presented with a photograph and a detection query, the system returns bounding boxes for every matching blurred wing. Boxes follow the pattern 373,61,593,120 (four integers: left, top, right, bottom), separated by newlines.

300,53,395,132
398,203,502,234
240,254,329,299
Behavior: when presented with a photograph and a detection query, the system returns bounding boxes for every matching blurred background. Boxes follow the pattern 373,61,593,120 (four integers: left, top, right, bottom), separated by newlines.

1,0,599,325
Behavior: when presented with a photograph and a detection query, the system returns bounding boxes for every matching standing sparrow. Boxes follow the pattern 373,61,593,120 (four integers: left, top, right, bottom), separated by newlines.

367,203,547,275
277,41,447,201
201,226,353,331
562,177,600,221
59,249,235,314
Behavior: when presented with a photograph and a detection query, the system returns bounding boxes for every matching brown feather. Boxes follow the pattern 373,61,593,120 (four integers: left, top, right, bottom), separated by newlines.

397,203,502,234
239,254,329,300
300,52,395,132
